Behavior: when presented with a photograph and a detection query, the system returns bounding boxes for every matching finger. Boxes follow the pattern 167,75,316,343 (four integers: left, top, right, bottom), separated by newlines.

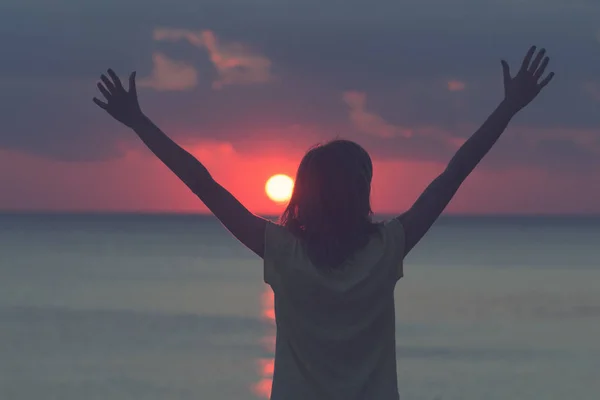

501,60,511,84
100,74,115,93
537,72,555,90
520,45,537,73
533,57,550,80
107,69,124,91
97,82,111,100
529,48,546,73
93,97,108,109
128,71,137,94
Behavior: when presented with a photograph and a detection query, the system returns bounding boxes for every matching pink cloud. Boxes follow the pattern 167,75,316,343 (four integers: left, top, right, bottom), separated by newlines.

152,28,274,89
0,141,299,215
2,140,600,215
342,91,462,149
342,91,413,138
138,52,198,91
447,80,466,92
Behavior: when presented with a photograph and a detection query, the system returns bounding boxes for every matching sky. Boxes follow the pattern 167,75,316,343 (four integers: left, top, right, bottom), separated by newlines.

0,0,599,215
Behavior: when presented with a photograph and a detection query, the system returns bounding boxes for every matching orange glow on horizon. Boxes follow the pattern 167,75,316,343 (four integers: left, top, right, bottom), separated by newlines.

253,287,276,398
1,146,599,215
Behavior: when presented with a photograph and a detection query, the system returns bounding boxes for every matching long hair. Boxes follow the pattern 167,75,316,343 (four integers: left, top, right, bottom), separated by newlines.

280,139,379,269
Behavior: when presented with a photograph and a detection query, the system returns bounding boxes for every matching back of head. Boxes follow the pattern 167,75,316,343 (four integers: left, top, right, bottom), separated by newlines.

280,139,379,269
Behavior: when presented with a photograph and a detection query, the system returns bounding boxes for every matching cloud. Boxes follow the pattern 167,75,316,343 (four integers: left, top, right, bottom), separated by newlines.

0,0,598,172
152,28,274,89
519,126,600,150
447,80,466,92
472,125,600,173
342,91,413,138
341,90,465,158
339,88,600,170
138,52,198,91
0,140,303,214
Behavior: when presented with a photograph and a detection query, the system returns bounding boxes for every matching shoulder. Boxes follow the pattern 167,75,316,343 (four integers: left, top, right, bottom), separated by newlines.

265,221,299,254
263,221,302,287
382,218,405,242
377,218,406,280
366,219,405,244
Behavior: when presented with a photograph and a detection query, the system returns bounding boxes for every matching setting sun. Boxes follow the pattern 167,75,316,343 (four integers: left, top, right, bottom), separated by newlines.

265,174,294,203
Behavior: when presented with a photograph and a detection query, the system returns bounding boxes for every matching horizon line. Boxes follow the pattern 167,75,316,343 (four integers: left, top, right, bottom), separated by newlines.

1,210,599,219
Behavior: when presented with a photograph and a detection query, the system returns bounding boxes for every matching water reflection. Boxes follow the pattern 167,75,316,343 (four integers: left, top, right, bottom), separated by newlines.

253,287,276,398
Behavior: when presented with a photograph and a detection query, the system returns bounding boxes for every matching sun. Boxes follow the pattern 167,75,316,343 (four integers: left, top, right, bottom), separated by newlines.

265,174,294,203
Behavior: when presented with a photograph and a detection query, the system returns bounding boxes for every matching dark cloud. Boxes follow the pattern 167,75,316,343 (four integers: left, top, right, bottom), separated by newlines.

0,80,127,161
0,0,598,169
484,132,600,172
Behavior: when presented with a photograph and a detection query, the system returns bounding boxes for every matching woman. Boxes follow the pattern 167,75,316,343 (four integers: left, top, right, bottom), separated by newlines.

94,46,554,400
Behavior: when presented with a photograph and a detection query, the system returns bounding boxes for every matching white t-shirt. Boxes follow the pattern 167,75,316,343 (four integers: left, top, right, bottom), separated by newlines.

264,218,406,400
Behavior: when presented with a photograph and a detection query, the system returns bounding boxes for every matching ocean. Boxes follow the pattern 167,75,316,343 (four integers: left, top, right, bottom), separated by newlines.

0,212,599,400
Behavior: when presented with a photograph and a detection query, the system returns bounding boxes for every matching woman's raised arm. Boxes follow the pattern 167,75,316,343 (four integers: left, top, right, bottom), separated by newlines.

398,46,555,256
93,70,267,257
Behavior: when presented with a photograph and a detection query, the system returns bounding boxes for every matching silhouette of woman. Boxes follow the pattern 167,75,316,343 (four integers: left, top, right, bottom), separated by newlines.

94,46,554,400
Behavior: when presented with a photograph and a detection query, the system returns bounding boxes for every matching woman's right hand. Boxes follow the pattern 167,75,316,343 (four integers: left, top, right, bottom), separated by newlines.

501,46,555,114
93,69,144,128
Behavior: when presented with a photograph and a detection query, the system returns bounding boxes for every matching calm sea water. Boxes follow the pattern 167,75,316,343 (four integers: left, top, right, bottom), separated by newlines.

0,213,599,400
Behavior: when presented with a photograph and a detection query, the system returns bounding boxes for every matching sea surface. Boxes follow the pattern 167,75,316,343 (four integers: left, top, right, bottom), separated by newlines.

0,212,599,400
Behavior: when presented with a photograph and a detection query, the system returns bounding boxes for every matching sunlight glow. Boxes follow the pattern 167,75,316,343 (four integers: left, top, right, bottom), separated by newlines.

265,174,294,203
252,288,276,398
